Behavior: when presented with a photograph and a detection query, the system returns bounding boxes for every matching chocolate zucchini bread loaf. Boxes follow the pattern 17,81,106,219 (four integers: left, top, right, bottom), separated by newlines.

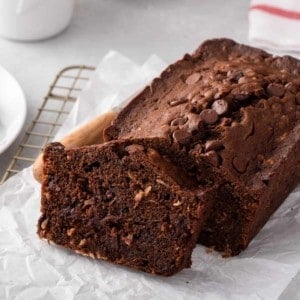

38,140,213,275
104,38,300,255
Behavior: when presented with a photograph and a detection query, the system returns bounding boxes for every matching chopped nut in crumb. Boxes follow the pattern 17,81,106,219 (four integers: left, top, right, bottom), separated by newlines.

110,227,117,237
96,252,108,260
128,171,136,180
134,190,144,202
122,233,133,246
156,179,168,186
160,222,167,232
173,200,182,206
144,185,152,196
40,219,48,230
67,228,75,236
134,186,152,208
79,239,87,247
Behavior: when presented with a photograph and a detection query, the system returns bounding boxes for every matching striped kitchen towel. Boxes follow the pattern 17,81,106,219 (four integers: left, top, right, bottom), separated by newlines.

249,0,300,51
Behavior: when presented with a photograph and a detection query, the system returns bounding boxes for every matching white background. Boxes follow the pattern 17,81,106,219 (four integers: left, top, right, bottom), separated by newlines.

0,0,249,177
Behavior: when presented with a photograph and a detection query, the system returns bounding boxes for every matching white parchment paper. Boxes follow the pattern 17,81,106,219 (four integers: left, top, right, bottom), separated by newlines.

0,52,300,300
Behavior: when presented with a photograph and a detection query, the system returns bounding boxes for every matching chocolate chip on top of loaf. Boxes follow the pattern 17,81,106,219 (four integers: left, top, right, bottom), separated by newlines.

38,140,214,276
105,39,300,255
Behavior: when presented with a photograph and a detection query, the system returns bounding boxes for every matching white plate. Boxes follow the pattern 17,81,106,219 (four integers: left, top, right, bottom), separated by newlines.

0,65,26,154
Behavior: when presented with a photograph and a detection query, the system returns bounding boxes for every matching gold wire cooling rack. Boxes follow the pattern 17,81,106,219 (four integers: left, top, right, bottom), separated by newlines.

0,65,95,184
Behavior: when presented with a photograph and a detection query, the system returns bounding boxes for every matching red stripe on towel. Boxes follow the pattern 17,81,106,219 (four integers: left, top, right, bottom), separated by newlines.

250,4,300,20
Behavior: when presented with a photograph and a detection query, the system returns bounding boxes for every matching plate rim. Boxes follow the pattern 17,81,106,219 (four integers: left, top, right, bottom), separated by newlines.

0,64,27,154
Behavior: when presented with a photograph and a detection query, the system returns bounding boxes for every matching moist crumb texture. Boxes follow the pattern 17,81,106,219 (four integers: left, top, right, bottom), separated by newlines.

105,38,300,255
38,140,212,276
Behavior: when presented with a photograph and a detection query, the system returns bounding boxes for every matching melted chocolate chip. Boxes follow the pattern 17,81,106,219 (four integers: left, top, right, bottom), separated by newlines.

169,97,188,107
232,157,248,173
205,140,224,152
200,109,218,124
170,117,188,126
211,99,228,115
244,122,255,140
267,83,285,97
172,129,191,145
185,72,201,85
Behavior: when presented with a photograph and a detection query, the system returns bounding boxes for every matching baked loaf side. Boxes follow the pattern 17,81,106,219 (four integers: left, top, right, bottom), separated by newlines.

104,38,300,255
38,140,213,276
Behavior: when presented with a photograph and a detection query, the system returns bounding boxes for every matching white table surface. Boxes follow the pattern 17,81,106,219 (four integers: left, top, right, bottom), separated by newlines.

0,0,250,178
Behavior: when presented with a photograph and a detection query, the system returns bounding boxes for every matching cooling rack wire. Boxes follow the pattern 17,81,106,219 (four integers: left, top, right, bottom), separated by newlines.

1,65,95,184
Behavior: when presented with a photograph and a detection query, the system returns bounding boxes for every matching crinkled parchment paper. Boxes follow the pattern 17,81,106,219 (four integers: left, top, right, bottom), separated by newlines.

0,52,299,300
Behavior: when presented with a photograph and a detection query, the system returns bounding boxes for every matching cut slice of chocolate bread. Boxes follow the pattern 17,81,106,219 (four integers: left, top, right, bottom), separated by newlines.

104,38,300,255
38,140,213,276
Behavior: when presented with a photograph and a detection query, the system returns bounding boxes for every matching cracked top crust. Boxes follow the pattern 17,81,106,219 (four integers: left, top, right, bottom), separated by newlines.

104,38,300,187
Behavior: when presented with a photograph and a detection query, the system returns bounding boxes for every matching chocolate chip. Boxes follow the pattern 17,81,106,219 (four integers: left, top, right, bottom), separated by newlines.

227,70,243,83
267,83,285,97
205,140,223,152
202,151,220,167
169,97,188,107
170,117,188,126
285,82,298,94
211,99,228,115
200,109,218,125
234,92,250,101
296,93,300,105
172,129,191,145
185,72,201,85
187,113,203,133
232,157,248,173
